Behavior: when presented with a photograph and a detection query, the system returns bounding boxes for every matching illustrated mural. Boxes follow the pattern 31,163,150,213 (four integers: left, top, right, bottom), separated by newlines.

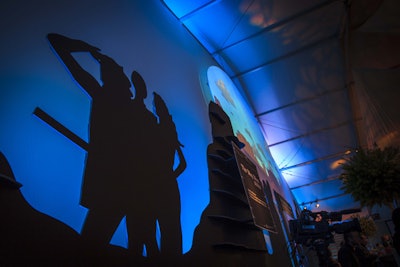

1,33,188,265
0,100,292,266
204,66,283,186
0,3,299,264
200,66,298,266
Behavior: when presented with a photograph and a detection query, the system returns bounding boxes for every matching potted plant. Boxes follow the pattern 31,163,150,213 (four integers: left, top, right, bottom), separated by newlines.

351,214,377,237
339,145,400,209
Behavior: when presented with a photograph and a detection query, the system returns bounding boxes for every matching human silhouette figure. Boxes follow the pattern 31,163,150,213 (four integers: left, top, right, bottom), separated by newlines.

152,92,186,259
47,33,160,262
126,71,160,260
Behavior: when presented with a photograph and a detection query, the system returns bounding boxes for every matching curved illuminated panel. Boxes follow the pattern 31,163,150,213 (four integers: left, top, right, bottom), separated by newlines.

204,65,282,185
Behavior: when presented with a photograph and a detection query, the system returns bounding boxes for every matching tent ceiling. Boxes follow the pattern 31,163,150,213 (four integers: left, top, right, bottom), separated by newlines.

162,0,400,213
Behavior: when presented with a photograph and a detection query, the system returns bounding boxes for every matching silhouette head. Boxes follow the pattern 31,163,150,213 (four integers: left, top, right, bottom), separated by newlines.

131,71,147,100
153,92,169,118
343,231,361,246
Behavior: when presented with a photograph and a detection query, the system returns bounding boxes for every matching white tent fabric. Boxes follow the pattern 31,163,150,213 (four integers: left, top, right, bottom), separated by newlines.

163,0,400,212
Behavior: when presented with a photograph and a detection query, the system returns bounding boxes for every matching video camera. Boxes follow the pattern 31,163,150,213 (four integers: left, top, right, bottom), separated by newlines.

289,208,362,246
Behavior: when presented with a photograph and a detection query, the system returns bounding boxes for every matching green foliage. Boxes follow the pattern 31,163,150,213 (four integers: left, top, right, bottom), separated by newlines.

351,215,377,237
339,145,400,208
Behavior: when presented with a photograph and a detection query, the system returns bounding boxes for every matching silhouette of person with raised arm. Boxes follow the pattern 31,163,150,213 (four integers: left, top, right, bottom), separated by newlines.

153,92,186,259
47,33,159,262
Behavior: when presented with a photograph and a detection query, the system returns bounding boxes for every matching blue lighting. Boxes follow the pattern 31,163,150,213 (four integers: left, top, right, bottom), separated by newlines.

263,229,273,254
0,44,210,255
162,0,213,19
0,75,89,233
205,65,282,185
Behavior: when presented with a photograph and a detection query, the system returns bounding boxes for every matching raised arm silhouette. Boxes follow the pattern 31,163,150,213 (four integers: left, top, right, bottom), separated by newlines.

47,33,161,264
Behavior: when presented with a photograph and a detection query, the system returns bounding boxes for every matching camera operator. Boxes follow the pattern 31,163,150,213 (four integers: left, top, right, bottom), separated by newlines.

290,208,362,266
315,213,323,222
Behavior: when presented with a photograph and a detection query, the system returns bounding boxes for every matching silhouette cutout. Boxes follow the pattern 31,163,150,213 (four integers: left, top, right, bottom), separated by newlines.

186,102,296,267
0,151,80,265
152,92,186,259
124,70,161,262
0,151,134,266
187,102,267,267
48,33,139,260
46,33,186,264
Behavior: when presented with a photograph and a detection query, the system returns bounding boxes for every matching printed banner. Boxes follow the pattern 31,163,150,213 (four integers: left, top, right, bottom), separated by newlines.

233,142,276,232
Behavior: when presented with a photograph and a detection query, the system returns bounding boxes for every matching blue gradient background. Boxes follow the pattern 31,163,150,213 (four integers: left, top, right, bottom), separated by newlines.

1,0,296,255
0,0,216,254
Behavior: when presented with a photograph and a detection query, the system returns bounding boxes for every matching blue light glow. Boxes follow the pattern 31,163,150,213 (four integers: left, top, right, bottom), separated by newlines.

205,65,282,185
1,0,251,259
162,0,213,19
0,75,89,233
0,48,210,255
263,229,273,254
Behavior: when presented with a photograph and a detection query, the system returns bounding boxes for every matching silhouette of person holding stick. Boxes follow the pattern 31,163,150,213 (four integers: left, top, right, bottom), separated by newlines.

47,33,159,262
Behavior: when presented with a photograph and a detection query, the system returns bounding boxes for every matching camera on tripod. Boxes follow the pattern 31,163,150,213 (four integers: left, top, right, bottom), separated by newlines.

289,208,362,246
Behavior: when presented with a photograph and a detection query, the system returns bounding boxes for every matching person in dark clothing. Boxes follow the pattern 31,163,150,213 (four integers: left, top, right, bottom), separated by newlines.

354,233,378,267
391,207,400,267
326,246,342,267
393,208,400,255
338,231,361,267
